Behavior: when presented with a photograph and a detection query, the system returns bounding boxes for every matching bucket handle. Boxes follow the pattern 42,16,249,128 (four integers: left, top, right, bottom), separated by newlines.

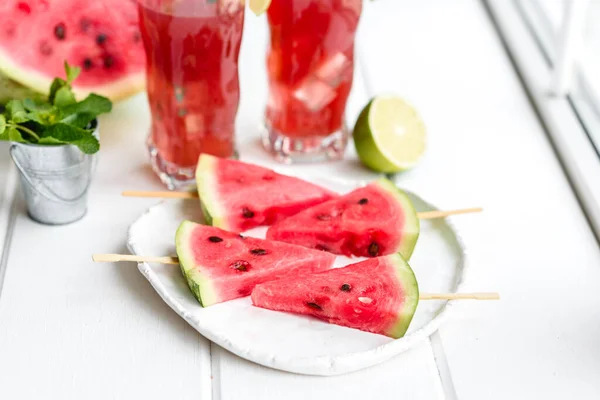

10,145,94,205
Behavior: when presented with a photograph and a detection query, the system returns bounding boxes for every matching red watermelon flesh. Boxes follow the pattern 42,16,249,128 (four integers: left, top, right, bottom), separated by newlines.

196,154,338,233
0,0,145,101
251,253,420,338
266,178,420,259
175,221,336,307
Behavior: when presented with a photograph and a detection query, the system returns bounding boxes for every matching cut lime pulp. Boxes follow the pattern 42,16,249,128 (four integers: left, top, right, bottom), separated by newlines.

353,95,426,173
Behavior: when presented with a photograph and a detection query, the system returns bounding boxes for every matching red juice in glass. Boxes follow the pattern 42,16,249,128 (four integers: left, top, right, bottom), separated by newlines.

138,0,244,188
264,0,362,163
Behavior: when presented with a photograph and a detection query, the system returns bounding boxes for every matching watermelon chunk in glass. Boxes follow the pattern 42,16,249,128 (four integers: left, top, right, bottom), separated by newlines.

175,221,336,307
251,253,420,338
196,154,337,233
267,178,420,259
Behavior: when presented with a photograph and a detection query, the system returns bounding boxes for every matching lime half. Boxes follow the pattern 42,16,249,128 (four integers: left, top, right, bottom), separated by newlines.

353,96,426,173
249,0,271,15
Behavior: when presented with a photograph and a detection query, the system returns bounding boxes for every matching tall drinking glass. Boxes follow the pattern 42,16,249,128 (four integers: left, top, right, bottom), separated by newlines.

138,0,244,189
263,0,362,163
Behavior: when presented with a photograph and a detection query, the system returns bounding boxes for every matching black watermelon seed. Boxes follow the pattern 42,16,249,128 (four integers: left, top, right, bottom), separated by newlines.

54,23,66,40
250,248,267,256
39,41,52,56
96,33,107,45
306,302,322,310
83,58,93,70
340,284,351,292
133,31,141,42
368,242,380,257
316,214,331,221
103,55,114,68
230,260,250,272
242,207,254,218
208,236,223,243
315,244,329,252
239,234,245,239
80,18,91,32
358,198,368,205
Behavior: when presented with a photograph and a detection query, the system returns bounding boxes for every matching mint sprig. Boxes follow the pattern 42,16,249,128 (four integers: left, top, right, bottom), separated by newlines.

0,61,112,154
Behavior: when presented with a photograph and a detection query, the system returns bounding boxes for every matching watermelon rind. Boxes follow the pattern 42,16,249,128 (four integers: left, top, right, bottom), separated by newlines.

196,155,228,230
175,220,219,307
384,253,420,338
0,49,145,102
373,178,420,260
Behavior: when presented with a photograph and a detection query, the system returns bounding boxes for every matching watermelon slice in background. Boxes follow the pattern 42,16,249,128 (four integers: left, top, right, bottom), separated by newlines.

251,253,420,338
0,0,145,102
196,154,338,233
267,178,420,259
175,221,336,307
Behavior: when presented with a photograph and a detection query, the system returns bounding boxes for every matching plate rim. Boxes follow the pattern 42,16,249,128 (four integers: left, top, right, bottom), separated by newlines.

126,184,469,376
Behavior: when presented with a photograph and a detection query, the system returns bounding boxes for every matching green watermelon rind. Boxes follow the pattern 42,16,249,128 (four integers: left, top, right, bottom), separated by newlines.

196,155,227,229
385,253,420,339
175,220,219,307
0,45,145,102
373,178,420,260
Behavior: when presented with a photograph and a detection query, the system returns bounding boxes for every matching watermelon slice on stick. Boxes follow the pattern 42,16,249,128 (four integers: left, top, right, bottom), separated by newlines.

266,178,420,259
251,253,419,338
0,0,145,102
175,221,336,306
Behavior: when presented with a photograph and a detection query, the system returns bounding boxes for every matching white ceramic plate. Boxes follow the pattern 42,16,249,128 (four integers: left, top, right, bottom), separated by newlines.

127,177,467,376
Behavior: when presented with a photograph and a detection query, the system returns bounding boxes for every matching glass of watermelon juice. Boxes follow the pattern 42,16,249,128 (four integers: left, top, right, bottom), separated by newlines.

263,0,362,163
138,0,244,188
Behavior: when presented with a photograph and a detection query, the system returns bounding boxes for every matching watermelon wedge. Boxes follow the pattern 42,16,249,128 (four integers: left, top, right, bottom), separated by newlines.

266,178,420,259
175,221,336,306
251,253,420,338
0,0,145,102
196,154,337,232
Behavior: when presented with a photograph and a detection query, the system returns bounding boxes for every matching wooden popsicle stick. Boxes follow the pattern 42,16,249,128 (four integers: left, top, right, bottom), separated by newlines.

121,190,482,220
92,254,180,265
419,292,499,300
417,207,483,219
121,190,199,199
92,254,499,300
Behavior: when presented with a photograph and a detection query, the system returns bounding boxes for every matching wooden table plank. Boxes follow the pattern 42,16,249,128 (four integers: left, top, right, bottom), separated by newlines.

212,343,444,400
359,0,600,399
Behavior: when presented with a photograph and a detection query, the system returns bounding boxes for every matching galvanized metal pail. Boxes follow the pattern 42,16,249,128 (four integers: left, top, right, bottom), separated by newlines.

10,121,99,225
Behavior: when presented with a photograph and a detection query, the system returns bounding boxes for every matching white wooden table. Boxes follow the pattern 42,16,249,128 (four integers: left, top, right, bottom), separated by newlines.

1,1,600,398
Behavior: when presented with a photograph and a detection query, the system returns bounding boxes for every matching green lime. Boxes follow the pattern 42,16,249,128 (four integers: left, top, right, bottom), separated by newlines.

353,95,426,173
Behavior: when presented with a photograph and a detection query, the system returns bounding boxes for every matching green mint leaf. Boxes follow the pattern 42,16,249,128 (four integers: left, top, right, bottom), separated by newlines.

0,115,5,135
64,61,81,84
23,98,53,112
41,123,100,154
0,126,26,143
5,100,29,123
7,127,25,142
26,107,62,126
54,86,77,108
61,94,112,119
49,77,67,104
61,112,97,128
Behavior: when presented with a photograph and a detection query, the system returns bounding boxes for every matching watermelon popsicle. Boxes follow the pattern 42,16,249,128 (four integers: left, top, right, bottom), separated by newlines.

251,253,419,338
175,221,336,306
123,154,338,232
266,178,421,259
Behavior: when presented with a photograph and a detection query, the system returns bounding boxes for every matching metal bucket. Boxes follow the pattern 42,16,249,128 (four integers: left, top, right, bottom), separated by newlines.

10,121,99,225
